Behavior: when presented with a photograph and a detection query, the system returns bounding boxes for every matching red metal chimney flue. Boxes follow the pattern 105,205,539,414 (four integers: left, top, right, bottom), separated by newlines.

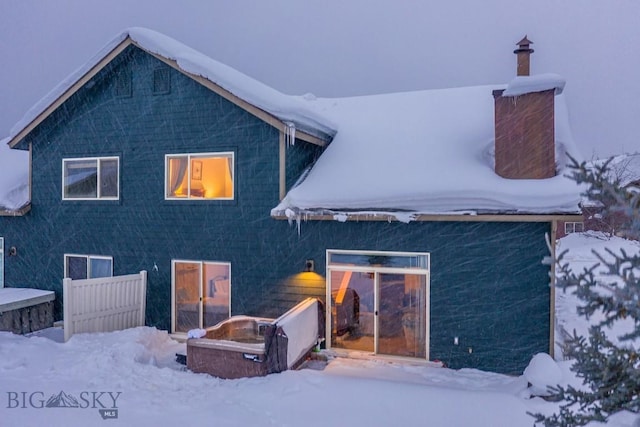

514,35,534,76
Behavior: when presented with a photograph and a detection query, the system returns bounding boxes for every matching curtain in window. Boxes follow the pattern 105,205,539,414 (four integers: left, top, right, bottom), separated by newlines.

168,157,188,195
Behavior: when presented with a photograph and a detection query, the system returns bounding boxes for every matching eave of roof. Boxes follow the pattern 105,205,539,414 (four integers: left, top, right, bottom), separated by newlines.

271,211,583,223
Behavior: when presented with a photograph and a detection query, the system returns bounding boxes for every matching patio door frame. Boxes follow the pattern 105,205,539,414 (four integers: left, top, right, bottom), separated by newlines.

326,249,430,360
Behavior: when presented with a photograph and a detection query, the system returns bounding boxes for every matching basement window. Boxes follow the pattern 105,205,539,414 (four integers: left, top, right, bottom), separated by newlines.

62,157,119,200
153,67,171,95
165,152,234,200
64,254,113,280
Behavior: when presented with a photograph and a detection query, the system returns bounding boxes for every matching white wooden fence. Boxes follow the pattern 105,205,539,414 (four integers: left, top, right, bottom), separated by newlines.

63,271,147,342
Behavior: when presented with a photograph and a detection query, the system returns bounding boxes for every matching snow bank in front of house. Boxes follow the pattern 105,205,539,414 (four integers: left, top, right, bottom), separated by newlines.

0,138,29,210
274,86,582,217
0,326,561,426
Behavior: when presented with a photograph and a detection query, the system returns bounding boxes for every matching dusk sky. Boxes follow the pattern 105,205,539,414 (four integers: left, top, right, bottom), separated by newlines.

1,0,639,159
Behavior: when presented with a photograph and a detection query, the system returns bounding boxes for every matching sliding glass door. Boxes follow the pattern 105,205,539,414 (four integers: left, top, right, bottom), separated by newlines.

327,250,430,359
171,260,231,334
378,272,427,358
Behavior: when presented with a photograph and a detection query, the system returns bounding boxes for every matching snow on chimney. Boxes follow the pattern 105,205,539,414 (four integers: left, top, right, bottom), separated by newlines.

493,36,564,180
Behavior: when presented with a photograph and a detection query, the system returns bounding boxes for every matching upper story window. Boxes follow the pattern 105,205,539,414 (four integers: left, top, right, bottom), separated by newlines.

165,152,234,200
564,221,584,234
62,157,119,200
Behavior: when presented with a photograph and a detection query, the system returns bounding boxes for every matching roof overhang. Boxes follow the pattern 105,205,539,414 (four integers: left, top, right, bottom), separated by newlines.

0,203,31,217
271,212,583,223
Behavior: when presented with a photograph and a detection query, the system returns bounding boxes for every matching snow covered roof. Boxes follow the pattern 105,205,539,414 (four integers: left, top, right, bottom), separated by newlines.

274,85,583,219
600,153,640,187
2,27,584,218
0,137,29,212
6,27,335,149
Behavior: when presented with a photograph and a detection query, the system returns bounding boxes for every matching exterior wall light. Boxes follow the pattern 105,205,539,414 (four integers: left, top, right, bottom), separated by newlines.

304,259,314,272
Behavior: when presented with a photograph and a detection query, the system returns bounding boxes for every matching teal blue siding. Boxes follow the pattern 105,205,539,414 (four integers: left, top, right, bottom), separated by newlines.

1,45,552,374
262,220,550,374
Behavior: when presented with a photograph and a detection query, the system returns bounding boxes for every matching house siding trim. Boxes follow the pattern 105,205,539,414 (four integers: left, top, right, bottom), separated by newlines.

279,132,286,200
549,220,557,358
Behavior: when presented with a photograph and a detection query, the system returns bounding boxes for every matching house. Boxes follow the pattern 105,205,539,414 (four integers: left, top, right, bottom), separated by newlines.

557,153,640,239
0,29,582,374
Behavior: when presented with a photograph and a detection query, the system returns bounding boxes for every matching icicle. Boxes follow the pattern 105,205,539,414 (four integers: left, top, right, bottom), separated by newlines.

296,215,301,236
284,122,296,147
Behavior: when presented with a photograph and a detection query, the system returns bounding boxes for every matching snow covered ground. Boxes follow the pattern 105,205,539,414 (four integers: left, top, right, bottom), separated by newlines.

0,232,638,427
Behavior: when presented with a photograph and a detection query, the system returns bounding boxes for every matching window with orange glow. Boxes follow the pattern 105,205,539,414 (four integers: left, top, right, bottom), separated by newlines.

165,152,234,200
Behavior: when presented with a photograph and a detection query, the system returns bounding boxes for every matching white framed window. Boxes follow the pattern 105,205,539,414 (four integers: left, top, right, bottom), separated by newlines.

171,260,231,334
62,157,119,200
564,222,584,234
64,254,113,280
165,152,234,200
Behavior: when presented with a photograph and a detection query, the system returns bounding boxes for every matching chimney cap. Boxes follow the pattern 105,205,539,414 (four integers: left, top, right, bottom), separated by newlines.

514,35,534,54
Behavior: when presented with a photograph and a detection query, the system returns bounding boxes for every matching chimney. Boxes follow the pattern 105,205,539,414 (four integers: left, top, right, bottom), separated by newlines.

514,36,534,76
493,36,556,180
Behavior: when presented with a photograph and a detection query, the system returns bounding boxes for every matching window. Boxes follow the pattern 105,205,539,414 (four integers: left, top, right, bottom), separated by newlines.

172,260,231,333
564,222,584,234
165,152,234,200
62,157,119,200
64,254,113,280
153,67,171,95
115,70,132,98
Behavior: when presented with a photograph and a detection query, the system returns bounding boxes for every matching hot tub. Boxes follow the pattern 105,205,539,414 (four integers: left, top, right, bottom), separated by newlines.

187,298,324,379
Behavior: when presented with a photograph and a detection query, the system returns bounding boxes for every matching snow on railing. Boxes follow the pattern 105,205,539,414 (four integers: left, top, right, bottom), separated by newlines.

63,271,147,342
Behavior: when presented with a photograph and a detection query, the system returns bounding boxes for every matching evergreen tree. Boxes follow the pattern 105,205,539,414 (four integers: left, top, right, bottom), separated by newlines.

533,158,640,426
